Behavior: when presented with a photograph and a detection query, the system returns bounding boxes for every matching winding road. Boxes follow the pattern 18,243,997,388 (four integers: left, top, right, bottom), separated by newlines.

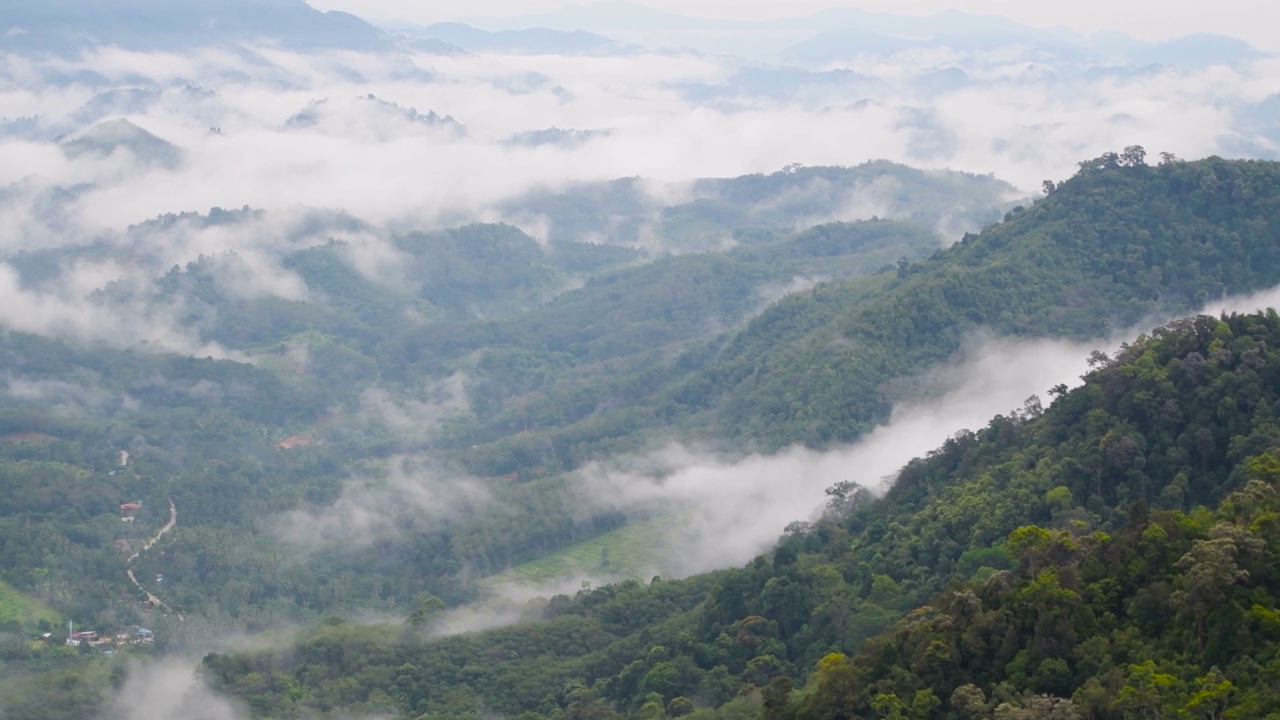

125,496,182,618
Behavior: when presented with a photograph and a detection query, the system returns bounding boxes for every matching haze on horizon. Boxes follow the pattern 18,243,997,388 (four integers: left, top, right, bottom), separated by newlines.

6,4,1280,718
311,0,1280,51
2,0,1278,359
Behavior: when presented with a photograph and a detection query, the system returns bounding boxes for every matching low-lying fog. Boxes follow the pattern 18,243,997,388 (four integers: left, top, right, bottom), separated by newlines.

6,7,1280,714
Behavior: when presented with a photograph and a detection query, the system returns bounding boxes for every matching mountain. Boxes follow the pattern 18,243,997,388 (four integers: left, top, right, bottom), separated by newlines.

383,219,941,461
284,95,466,137
481,2,1048,42
60,118,184,169
450,155,1280,476
197,308,1280,720
692,154,1280,450
1090,31,1269,68
396,22,635,56
505,127,615,148
69,88,161,127
6,154,1280,719
0,0,390,53
776,24,1266,72
0,208,957,637
502,161,1016,251
1224,93,1280,160
467,2,1267,70
779,28,920,65
464,2,1049,59
780,26,1090,69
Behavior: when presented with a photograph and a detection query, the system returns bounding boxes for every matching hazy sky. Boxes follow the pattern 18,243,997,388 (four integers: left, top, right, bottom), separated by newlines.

310,0,1280,50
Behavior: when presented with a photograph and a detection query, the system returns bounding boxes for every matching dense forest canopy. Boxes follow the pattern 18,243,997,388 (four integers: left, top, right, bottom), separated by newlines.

5,153,1280,719
5,0,1280,713
199,309,1280,720
0,162,1010,711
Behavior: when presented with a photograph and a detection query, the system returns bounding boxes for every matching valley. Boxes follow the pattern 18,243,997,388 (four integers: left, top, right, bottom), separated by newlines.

3,1,1280,719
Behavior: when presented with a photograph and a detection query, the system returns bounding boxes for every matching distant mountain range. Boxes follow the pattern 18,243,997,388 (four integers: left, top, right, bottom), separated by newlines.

781,27,1265,68
2,0,1269,71
0,0,389,53
462,0,1271,67
390,22,638,56
0,0,636,58
60,118,184,169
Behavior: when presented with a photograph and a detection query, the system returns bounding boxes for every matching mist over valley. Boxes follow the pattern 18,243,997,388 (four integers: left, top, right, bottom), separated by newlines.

4,2,1280,719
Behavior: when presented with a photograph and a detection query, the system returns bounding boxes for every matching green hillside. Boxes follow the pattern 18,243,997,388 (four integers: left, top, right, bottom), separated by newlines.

7,153,1280,719
0,579,60,630
0,214,943,647
495,518,669,586
700,154,1280,450
453,154,1280,472
202,310,1280,720
505,161,1017,251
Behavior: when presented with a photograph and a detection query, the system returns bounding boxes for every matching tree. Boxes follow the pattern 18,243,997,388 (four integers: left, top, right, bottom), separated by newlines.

666,696,695,717
637,694,666,720
1170,525,1257,653
408,594,446,628
698,665,739,708
760,676,794,720
994,695,1081,719
950,684,988,719
825,481,872,519
871,693,908,720
1008,526,1053,574
1113,661,1184,720
1184,668,1234,720
1121,146,1148,167
802,653,866,720
639,662,682,701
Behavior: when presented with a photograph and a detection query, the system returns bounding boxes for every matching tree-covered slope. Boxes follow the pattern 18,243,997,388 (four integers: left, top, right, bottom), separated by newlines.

0,206,964,660
691,154,1280,451
449,155,1280,473
387,219,937,378
201,310,1280,720
382,220,938,470
505,161,1015,251
0,0,390,53
12,154,1280,718
781,319,1280,719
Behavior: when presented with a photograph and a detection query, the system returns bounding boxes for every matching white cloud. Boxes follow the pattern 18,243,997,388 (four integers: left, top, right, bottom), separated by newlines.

271,455,493,550
555,282,1280,579
313,0,1280,52
0,34,1275,370
567,332,1103,577
0,262,237,357
2,44,1274,254
104,661,245,720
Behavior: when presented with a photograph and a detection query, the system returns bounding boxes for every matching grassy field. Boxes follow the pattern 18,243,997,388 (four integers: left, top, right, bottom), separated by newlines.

493,519,671,586
0,579,61,629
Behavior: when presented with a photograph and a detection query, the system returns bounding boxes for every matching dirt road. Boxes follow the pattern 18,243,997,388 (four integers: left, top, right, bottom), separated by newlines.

126,496,181,618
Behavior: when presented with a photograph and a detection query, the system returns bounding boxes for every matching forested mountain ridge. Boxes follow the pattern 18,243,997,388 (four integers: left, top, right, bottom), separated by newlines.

691,154,1280,450
501,161,1016,251
0,0,390,53
779,312,1280,720
388,220,938,470
3,0,1278,710
4,155,1278,640
201,310,1280,720
6,154,1280,718
454,154,1280,474
0,214,946,672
